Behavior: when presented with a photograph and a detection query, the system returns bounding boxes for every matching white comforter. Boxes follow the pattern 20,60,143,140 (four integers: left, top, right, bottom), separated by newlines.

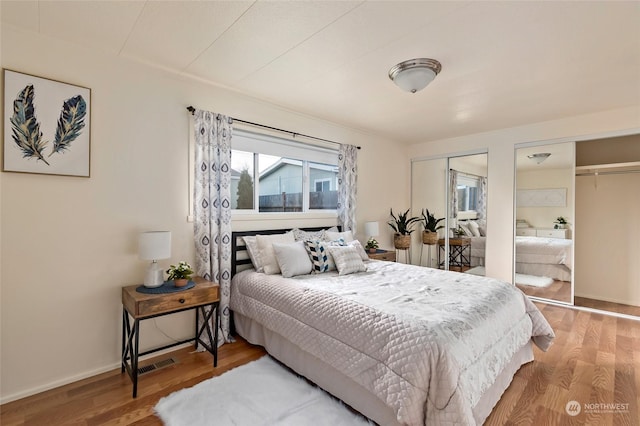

471,236,572,269
230,261,554,425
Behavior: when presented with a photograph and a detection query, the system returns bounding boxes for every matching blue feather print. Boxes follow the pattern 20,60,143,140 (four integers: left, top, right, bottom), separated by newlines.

10,84,50,165
50,95,86,157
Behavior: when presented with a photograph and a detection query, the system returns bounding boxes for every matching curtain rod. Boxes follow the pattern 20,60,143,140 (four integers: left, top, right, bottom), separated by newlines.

186,106,360,149
450,168,485,179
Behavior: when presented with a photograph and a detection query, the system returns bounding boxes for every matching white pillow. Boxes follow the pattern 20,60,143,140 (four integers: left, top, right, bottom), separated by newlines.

458,223,473,237
467,221,481,237
292,228,325,242
273,241,313,278
256,232,295,275
242,236,263,272
325,230,354,242
348,240,369,261
327,245,367,275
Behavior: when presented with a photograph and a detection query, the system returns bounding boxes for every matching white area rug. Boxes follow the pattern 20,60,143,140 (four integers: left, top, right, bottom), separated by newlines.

155,356,372,426
465,266,554,288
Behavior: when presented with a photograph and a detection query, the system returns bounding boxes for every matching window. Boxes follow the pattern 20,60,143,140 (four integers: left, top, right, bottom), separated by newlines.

456,175,480,214
231,130,339,213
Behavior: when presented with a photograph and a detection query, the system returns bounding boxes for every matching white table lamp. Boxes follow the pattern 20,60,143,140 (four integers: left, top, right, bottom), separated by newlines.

139,231,171,288
364,221,380,240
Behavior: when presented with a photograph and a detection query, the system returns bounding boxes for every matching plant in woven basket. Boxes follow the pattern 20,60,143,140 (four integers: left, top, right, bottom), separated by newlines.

420,209,444,245
166,261,194,281
420,209,445,232
388,208,420,249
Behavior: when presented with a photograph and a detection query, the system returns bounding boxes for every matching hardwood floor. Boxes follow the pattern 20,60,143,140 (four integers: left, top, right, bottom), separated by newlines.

575,297,640,318
1,303,638,425
517,279,572,303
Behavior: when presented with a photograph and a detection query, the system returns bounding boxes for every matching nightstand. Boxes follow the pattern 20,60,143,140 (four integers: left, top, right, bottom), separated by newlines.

121,277,219,397
368,249,396,262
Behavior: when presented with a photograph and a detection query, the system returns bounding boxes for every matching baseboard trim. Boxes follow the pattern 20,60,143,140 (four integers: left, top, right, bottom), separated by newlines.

0,342,192,405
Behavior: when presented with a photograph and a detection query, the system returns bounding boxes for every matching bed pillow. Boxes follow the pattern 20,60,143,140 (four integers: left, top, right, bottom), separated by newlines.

458,222,474,237
304,239,345,273
467,221,482,237
292,228,325,242
327,245,367,275
324,230,354,242
256,232,295,275
348,240,369,261
273,241,313,278
242,236,263,272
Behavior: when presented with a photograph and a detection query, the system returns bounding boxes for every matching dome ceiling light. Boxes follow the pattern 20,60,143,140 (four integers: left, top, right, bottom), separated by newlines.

388,58,442,93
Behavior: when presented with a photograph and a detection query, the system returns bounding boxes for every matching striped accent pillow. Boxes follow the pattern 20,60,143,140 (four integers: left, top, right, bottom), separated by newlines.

327,245,367,276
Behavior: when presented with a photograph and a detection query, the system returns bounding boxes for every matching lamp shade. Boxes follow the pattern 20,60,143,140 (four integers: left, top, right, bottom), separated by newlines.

139,231,171,260
364,221,380,237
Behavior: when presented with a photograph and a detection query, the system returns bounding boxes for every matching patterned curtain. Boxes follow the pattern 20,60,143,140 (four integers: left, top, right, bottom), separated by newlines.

477,176,488,220
449,169,458,221
193,110,233,345
337,144,358,232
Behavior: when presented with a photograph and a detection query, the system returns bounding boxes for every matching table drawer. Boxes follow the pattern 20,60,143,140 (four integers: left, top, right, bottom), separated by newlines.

516,228,536,236
137,286,219,317
536,229,567,239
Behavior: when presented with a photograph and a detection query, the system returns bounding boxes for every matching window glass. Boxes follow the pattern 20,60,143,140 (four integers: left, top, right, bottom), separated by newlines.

231,130,339,213
258,155,303,212
231,150,255,210
309,162,338,210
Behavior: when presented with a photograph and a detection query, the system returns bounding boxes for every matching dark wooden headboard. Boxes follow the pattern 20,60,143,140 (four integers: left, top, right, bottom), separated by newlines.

231,226,339,276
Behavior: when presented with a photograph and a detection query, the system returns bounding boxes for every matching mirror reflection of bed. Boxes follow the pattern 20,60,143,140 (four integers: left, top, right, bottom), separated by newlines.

513,143,574,304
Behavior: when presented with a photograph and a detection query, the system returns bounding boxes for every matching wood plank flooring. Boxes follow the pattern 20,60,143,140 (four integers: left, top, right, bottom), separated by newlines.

1,303,638,425
517,279,572,303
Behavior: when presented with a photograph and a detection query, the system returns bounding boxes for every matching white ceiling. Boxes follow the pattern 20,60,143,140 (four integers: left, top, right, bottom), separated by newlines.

2,1,639,144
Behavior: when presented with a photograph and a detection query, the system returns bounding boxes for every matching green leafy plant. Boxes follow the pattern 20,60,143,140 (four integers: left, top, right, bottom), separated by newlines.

420,209,445,232
388,208,420,235
453,226,466,237
166,261,194,281
365,238,379,250
555,216,567,225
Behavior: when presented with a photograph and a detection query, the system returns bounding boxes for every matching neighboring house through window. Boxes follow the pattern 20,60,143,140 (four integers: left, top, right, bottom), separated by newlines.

231,129,339,213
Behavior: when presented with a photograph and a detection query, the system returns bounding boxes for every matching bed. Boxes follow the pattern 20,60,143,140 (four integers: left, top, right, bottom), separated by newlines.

229,228,555,426
470,235,572,282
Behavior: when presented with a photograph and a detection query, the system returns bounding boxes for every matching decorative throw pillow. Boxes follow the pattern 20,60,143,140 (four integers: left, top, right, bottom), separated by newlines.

458,223,474,237
327,245,367,275
348,240,369,261
304,238,345,273
467,221,482,237
325,230,354,242
242,236,263,272
292,228,325,242
256,232,295,275
273,241,313,278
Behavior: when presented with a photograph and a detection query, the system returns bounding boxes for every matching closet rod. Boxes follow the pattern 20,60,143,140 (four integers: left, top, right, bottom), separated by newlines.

576,169,640,177
186,106,360,150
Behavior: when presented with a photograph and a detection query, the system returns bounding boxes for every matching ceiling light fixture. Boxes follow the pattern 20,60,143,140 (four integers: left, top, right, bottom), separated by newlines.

527,153,551,164
389,58,442,93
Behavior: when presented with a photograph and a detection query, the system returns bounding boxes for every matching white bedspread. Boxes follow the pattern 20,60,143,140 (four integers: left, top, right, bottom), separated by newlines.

471,236,572,269
230,261,554,425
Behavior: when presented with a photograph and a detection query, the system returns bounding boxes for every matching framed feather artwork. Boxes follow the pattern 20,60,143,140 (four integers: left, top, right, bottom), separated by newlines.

3,69,91,177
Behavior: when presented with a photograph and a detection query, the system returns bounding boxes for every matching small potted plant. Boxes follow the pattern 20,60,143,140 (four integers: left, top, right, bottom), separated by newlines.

554,216,568,229
453,226,466,238
388,208,420,250
166,261,194,287
365,237,379,253
420,209,444,245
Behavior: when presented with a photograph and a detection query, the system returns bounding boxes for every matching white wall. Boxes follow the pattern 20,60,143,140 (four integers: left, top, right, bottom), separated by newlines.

516,168,574,231
0,27,408,402
575,171,640,306
407,107,640,283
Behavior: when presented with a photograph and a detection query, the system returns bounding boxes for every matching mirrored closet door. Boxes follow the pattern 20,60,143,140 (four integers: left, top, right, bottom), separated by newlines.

514,142,574,304
411,153,488,274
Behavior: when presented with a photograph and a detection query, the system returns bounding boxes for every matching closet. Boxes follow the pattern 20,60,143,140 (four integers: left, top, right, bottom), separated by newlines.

574,135,640,316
